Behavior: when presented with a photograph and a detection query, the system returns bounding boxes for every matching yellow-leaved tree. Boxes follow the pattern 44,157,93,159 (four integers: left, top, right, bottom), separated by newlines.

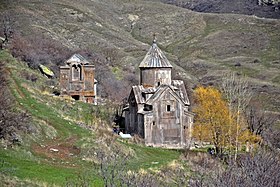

193,86,260,156
193,86,231,155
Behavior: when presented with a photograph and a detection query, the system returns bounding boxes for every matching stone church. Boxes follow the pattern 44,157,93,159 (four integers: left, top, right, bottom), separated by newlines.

60,54,97,104
124,40,194,148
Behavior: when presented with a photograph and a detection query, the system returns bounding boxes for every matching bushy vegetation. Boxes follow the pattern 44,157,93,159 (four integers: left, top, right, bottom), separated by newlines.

0,52,31,147
0,51,184,186
162,0,280,19
0,49,278,186
188,149,280,187
0,0,279,186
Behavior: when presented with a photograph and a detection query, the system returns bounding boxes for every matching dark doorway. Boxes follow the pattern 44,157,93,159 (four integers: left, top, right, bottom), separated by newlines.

72,95,80,100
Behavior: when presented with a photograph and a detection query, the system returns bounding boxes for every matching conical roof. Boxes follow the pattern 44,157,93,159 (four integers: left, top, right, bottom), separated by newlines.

139,41,173,68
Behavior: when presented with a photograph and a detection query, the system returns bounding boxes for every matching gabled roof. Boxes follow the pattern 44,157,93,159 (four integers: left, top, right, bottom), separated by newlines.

171,80,190,105
142,87,157,94
65,54,89,65
130,85,146,104
129,81,190,106
139,41,173,68
145,85,169,105
145,85,186,106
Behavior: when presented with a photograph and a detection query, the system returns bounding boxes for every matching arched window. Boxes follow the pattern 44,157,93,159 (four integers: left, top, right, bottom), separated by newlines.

72,64,82,81
78,64,82,80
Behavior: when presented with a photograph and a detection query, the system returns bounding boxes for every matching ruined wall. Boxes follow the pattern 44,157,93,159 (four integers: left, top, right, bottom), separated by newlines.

60,66,70,93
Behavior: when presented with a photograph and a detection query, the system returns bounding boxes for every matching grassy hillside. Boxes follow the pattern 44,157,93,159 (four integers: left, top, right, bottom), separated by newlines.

161,0,280,19
2,0,279,112
0,0,279,185
0,51,182,186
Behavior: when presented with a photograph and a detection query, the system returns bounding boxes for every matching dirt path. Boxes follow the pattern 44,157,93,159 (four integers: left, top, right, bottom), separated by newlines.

6,68,26,99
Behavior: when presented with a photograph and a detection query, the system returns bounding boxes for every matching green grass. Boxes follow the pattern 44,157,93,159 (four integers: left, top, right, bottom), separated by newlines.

2,51,90,141
235,66,260,78
12,77,89,139
272,75,280,85
0,51,100,185
217,58,261,78
0,50,183,186
123,142,181,170
1,0,280,183
0,148,103,186
0,148,76,185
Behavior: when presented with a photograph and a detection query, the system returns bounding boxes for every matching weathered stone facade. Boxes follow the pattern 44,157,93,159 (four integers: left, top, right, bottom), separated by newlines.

60,54,97,104
124,41,194,148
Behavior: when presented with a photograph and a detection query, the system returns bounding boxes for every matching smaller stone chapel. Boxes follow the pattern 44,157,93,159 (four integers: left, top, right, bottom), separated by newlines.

60,54,97,104
124,39,194,148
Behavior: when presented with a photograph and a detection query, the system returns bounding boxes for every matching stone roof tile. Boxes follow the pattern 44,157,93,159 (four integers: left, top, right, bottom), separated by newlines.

139,42,172,68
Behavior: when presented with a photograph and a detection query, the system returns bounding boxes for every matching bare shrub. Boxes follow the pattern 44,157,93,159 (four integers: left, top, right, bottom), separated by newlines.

9,33,72,72
0,61,31,146
96,147,130,187
95,64,129,102
265,128,280,149
0,11,15,49
103,47,120,66
20,70,37,82
245,103,280,149
191,149,280,187
95,145,167,187
245,104,278,136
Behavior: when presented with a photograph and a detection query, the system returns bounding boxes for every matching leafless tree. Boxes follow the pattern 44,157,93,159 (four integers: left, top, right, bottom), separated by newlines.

267,128,280,149
96,147,130,187
9,32,72,71
221,72,252,160
186,151,223,187
245,104,277,136
187,148,280,187
95,63,129,102
0,11,14,49
263,125,280,149
212,149,280,187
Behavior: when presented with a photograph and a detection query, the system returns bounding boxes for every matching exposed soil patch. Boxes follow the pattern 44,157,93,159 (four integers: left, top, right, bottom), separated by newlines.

32,137,80,160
